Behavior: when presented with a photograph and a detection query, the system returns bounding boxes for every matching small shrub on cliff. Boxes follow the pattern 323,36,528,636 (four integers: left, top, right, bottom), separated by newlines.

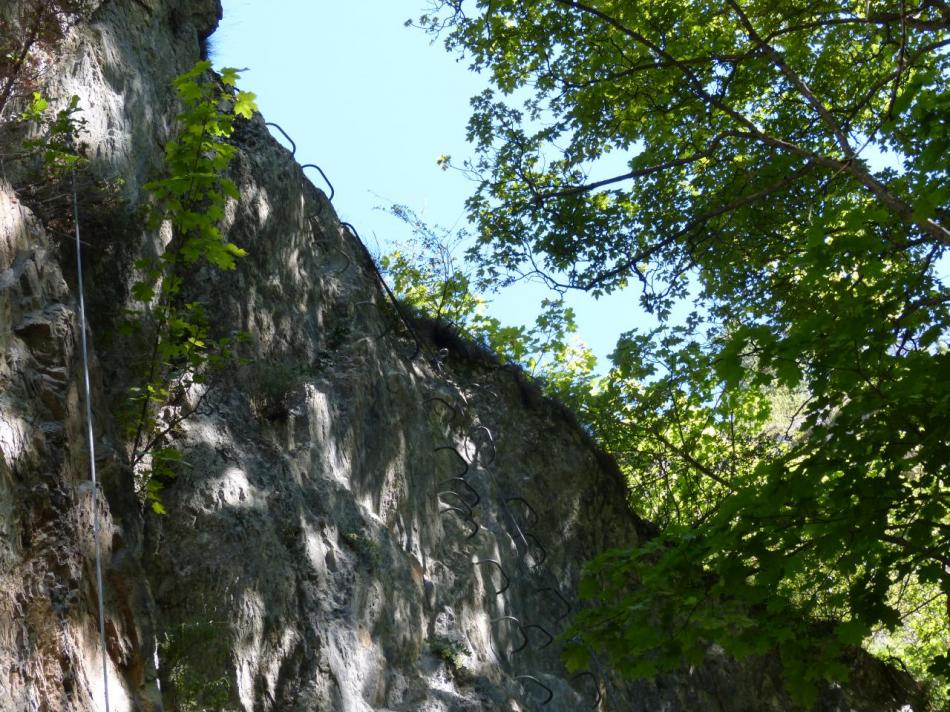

18,91,87,177
428,636,471,680
342,529,382,570
159,619,234,711
380,204,597,405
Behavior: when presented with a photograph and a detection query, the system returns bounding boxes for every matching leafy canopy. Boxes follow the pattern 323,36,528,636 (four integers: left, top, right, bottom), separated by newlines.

419,0,950,706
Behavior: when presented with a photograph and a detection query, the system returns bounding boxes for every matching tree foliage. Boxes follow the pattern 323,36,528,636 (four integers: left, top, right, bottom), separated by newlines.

119,61,256,513
17,91,87,177
418,0,950,705
0,0,91,120
381,204,598,395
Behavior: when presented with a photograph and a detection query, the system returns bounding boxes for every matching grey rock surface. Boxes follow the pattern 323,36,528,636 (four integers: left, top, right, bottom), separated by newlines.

0,1,927,711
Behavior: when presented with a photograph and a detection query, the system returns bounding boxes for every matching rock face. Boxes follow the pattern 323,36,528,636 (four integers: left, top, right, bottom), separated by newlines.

0,2,927,711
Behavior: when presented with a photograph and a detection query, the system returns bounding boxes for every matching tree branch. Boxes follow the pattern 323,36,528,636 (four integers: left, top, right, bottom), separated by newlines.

132,381,213,468
647,427,739,492
763,5,950,40
727,0,854,158
535,133,731,202
0,18,42,118
729,130,950,245
552,0,950,246
550,1,801,155
562,52,747,90
880,533,950,569
576,162,816,290
887,0,911,120
842,37,950,131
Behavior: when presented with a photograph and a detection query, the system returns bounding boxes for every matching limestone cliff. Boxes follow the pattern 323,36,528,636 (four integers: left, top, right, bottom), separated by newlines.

0,1,926,711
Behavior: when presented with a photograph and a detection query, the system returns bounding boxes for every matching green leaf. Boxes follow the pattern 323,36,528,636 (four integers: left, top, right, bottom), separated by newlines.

834,619,867,646
561,642,591,672
131,281,155,303
220,67,239,87
233,90,257,119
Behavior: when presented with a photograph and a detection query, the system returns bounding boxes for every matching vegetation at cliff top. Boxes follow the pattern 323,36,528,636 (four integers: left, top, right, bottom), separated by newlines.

386,0,950,706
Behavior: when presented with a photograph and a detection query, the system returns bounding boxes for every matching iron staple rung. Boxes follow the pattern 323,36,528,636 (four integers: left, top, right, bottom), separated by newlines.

437,476,480,508
437,490,474,516
534,586,572,622
439,506,480,539
516,675,554,706
505,496,540,527
301,163,335,203
341,221,422,360
264,121,296,155
468,425,496,466
523,531,547,566
472,559,510,595
571,671,603,708
434,445,470,478
424,395,465,423
490,615,529,654
522,623,554,649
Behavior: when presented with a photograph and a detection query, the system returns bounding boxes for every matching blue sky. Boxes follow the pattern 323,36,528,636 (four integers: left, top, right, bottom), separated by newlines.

211,2,948,370
212,0,641,368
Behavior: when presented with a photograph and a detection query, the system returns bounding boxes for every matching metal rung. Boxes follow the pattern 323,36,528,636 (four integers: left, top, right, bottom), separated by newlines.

505,496,539,527
522,623,554,649
437,477,480,509
468,425,496,466
535,587,572,622
301,163,334,202
434,445,469,478
472,559,510,596
516,675,554,706
424,395,464,424
439,506,479,539
264,121,296,155
571,671,603,708
491,615,528,654
438,490,473,516
524,532,547,566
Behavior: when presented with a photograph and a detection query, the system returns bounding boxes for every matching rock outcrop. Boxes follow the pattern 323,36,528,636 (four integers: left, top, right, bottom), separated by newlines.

0,1,927,710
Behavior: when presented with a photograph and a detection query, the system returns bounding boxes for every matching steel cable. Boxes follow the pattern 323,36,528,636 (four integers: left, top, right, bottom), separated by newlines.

72,169,111,711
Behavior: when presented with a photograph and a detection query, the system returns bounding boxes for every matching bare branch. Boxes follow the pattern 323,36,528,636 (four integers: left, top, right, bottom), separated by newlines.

763,5,950,39
535,133,731,202
843,37,950,129
880,533,950,569
886,0,910,120
561,52,747,90
647,427,739,492
132,383,214,468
